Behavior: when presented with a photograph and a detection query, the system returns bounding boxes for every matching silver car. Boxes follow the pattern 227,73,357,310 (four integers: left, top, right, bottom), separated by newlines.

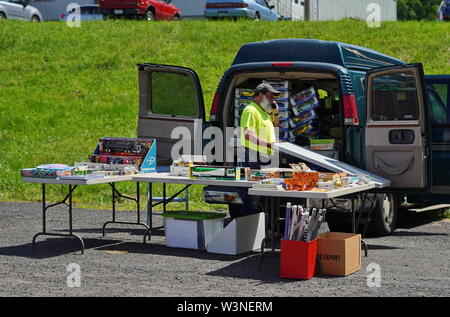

0,0,43,21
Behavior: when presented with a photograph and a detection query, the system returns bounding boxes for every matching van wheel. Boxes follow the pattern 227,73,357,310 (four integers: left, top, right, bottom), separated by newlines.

367,194,398,236
0,12,6,20
31,15,41,22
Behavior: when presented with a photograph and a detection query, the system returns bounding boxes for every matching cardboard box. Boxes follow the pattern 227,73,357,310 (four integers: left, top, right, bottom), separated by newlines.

280,239,317,280
206,212,265,255
164,212,225,250
317,232,361,276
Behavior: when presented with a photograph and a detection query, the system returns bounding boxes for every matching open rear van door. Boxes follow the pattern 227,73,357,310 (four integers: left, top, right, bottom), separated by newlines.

137,63,206,166
365,63,432,189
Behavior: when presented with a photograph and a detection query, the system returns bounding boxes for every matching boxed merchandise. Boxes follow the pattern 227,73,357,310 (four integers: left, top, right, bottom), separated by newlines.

90,137,156,173
317,232,361,276
289,111,317,129
310,139,335,151
99,137,153,156
235,88,254,100
170,165,192,177
191,166,241,180
21,164,73,179
290,87,319,109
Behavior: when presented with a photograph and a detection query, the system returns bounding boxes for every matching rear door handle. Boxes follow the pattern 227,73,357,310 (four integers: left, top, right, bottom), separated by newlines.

389,129,415,144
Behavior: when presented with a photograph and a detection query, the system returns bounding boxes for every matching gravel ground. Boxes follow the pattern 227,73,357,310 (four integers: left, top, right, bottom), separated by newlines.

0,201,448,297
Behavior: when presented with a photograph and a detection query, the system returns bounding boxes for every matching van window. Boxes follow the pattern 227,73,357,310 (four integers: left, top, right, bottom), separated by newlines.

371,71,419,121
150,72,198,117
428,91,447,125
430,83,448,108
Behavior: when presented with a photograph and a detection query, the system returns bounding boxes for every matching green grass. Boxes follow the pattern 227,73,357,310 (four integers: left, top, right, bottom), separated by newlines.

0,19,449,211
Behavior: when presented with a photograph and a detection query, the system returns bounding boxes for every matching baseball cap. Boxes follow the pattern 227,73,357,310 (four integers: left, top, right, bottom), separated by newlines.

254,83,281,96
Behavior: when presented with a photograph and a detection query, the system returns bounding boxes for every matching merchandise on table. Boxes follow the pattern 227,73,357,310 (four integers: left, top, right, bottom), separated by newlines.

20,138,154,180
88,154,142,166
20,164,73,179
248,159,371,192
190,166,241,180
99,137,153,156
91,137,156,173
170,165,192,177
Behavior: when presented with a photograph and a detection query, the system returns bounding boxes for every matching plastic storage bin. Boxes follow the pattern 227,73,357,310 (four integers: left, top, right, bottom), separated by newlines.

280,239,317,280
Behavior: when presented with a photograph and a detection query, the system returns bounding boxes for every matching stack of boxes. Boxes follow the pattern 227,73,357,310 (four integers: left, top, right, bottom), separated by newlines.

263,80,291,141
235,82,322,143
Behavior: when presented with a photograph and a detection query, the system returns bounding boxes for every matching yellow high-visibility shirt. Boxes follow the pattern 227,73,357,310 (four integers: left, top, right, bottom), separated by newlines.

240,102,276,156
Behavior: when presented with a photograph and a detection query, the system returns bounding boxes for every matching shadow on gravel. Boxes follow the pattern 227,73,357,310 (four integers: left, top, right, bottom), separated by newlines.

397,209,449,230
53,227,165,237
206,253,284,283
0,238,121,259
391,231,448,237
93,241,252,262
366,244,404,250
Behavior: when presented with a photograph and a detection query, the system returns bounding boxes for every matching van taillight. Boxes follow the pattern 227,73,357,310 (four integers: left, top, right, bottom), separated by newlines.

343,94,359,125
272,62,293,67
210,92,221,121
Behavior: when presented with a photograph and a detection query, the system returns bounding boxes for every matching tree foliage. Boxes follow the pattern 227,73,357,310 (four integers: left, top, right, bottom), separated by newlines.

397,0,443,20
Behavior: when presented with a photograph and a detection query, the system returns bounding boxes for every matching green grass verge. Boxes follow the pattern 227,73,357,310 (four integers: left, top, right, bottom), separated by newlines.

0,19,449,211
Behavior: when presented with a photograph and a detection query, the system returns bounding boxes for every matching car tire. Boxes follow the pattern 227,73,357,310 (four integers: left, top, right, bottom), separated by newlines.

31,15,40,22
145,10,155,21
255,12,260,21
367,193,398,236
173,15,181,21
0,12,7,20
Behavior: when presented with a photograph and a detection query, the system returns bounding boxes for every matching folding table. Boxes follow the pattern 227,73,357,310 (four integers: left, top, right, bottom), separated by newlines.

22,176,147,254
248,183,377,268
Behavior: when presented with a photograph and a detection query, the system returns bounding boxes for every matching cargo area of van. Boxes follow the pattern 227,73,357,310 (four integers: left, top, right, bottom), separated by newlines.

224,71,343,164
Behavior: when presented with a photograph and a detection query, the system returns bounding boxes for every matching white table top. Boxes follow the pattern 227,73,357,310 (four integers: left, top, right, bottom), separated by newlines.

248,182,376,199
274,142,391,189
132,172,257,187
22,175,133,185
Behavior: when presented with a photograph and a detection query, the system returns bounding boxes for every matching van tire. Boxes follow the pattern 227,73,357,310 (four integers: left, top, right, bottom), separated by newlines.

0,12,6,20
367,193,398,236
31,15,41,22
255,12,260,21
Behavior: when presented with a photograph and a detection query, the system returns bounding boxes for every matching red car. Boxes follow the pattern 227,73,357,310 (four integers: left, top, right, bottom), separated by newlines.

99,0,181,21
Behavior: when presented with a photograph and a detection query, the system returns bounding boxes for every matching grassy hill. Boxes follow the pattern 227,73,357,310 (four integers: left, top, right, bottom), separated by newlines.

0,19,449,211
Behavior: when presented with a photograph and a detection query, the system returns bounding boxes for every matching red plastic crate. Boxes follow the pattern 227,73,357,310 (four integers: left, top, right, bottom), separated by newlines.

280,239,317,280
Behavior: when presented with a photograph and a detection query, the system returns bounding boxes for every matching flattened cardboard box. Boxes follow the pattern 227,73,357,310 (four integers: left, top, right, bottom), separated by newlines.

317,232,361,277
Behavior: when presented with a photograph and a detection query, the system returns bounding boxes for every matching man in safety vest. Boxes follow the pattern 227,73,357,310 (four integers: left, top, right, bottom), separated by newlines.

240,83,280,168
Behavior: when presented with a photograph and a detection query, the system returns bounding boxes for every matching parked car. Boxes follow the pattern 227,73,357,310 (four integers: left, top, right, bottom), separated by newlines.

98,0,181,21
437,0,450,21
205,0,280,21
0,0,43,21
59,4,103,22
135,39,450,236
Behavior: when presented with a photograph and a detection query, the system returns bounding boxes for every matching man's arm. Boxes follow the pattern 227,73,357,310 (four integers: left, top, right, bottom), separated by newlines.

243,128,272,149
